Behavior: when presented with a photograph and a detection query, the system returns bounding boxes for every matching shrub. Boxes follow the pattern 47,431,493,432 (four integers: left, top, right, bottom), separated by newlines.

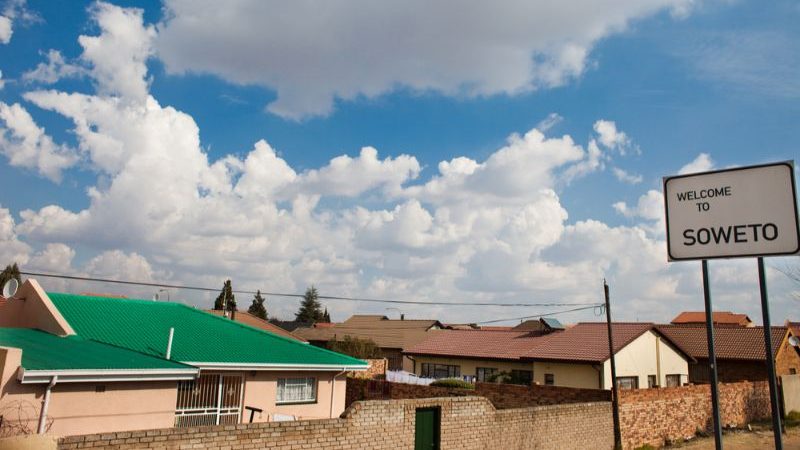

430,378,475,390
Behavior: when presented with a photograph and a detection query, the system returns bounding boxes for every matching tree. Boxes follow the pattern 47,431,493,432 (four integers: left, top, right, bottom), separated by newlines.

295,285,324,323
248,290,268,320
0,263,21,292
322,308,331,323
213,279,237,312
327,336,382,359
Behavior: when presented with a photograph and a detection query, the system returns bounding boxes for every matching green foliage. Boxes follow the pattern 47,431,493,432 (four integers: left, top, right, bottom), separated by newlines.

295,285,325,322
430,378,475,390
247,290,268,320
327,335,381,359
785,410,800,427
322,307,331,323
0,263,21,292
213,279,237,312
633,445,656,450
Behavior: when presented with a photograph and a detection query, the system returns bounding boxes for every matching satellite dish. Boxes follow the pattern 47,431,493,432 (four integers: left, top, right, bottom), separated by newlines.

2,278,19,298
789,336,800,347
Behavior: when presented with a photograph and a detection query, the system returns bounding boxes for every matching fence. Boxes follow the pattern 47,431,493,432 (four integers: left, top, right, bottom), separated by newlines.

174,374,243,427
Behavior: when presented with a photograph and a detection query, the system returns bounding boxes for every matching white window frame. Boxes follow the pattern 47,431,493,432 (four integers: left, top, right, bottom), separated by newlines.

277,377,317,404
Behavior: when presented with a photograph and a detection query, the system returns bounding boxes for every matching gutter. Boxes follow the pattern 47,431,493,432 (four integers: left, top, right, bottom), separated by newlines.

37,375,57,434
186,362,368,372
18,367,199,384
329,369,348,418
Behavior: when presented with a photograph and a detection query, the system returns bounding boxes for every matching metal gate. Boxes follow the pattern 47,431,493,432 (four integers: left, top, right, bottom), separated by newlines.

174,373,243,427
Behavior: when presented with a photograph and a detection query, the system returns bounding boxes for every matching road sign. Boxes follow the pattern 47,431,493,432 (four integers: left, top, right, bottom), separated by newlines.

663,161,800,261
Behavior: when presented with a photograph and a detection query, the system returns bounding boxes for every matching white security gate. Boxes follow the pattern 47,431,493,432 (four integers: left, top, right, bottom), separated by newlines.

174,373,243,427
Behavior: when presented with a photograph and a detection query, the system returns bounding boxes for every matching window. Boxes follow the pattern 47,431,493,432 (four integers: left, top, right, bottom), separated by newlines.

277,377,317,404
476,367,497,382
510,370,533,385
790,368,797,375
616,376,639,390
647,375,657,388
421,363,460,379
544,374,555,386
665,374,682,387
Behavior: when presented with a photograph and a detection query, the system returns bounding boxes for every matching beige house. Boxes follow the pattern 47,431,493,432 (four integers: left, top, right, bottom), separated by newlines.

0,280,366,437
404,322,693,390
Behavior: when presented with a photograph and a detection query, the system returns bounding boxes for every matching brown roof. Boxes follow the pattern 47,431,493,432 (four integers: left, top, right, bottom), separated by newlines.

671,311,752,326
521,322,666,363
479,326,514,331
205,310,306,342
656,324,786,361
293,315,442,349
403,329,549,360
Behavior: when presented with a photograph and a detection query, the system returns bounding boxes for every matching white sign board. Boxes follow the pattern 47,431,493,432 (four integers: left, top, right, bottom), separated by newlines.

664,161,800,261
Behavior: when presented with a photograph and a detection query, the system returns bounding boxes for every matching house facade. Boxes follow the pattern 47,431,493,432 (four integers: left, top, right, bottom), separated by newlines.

0,279,366,437
404,322,692,390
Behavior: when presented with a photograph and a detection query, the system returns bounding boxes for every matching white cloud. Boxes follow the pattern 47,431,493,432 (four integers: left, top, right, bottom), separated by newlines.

156,0,697,119
593,119,638,155
678,152,714,174
0,15,10,44
0,0,37,46
0,102,79,181
536,113,564,132
612,167,643,184
23,50,87,84
4,2,790,326
0,70,4,89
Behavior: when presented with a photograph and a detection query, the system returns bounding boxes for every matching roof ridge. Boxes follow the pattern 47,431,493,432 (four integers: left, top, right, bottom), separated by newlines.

48,292,184,306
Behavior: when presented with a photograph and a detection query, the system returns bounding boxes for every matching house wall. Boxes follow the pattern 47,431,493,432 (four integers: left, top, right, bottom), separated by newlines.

532,361,601,389
0,281,74,337
776,331,800,376
603,331,689,389
408,355,533,380
240,370,347,422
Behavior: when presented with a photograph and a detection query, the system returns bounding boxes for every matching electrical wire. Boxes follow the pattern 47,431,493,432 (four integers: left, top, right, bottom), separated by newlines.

473,304,602,325
20,271,600,308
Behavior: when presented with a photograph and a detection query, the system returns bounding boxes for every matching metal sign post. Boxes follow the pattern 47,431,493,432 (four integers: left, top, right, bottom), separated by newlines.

663,161,800,450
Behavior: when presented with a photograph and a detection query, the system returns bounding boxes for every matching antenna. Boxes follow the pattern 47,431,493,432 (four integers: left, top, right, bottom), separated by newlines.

789,336,800,347
2,279,19,298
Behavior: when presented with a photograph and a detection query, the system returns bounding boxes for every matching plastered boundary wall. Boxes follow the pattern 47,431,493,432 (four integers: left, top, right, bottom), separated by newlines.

57,397,614,450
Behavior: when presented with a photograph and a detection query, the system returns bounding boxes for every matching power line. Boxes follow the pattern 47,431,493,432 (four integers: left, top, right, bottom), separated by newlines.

20,271,600,308
474,304,603,324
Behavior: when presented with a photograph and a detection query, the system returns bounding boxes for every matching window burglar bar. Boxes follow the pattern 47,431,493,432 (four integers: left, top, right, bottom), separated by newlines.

175,374,243,427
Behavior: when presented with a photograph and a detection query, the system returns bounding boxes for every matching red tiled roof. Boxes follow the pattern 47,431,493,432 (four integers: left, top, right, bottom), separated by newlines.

403,329,548,360
205,310,307,342
656,324,786,361
479,326,514,331
521,322,658,363
671,311,752,326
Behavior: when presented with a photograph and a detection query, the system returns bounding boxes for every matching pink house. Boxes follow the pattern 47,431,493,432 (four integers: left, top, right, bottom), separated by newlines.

0,279,366,437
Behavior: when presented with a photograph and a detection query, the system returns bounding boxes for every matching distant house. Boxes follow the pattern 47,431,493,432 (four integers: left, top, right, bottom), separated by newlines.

671,311,753,327
657,324,800,383
205,309,307,342
294,315,444,371
0,280,366,437
404,321,693,390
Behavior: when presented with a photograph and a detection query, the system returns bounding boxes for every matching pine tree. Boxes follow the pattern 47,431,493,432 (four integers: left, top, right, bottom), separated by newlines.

213,279,237,312
0,263,22,292
295,285,324,323
322,308,331,323
248,290,268,320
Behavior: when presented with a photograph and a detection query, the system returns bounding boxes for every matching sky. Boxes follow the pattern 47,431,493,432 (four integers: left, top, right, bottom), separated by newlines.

0,0,798,325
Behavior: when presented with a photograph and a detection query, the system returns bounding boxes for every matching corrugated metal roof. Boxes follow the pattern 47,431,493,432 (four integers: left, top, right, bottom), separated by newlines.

656,324,786,361
48,293,366,367
0,327,193,371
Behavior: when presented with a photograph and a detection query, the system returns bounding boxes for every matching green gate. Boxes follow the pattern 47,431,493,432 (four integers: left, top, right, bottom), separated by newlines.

414,407,440,450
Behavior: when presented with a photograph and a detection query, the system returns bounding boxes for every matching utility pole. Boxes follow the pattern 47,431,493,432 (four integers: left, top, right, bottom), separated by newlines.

604,279,621,450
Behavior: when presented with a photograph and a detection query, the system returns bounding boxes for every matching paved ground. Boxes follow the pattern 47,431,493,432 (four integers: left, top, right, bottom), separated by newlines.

675,427,800,449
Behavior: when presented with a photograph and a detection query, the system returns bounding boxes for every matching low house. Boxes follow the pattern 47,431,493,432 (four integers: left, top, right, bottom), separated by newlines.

657,324,800,383
294,315,444,371
671,311,753,327
0,279,366,437
404,322,693,390
205,309,307,342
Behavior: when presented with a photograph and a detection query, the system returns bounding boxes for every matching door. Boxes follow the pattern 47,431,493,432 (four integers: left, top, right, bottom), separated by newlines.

174,373,244,427
414,407,440,450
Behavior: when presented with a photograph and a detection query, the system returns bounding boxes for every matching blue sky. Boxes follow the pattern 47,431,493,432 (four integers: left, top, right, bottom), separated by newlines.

0,0,798,324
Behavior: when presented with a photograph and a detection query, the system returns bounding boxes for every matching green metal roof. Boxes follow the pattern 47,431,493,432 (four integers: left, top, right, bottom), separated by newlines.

0,327,194,371
48,293,367,368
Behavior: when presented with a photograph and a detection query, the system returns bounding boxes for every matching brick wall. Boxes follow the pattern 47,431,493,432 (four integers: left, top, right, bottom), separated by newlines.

57,397,614,450
619,381,771,449
349,358,388,379
345,378,609,409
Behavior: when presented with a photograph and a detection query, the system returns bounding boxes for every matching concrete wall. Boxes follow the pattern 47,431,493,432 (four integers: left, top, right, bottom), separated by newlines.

603,330,689,389
57,397,615,450
533,361,601,388
240,370,347,422
782,374,800,414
